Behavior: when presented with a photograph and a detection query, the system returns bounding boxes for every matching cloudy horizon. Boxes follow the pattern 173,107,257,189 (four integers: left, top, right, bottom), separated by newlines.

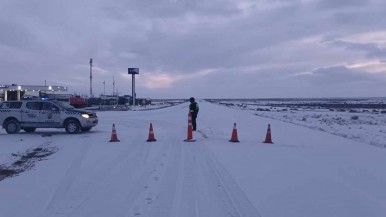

1,0,386,99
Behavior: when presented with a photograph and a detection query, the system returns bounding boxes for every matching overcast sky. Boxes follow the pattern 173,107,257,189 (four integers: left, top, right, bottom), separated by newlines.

1,0,386,98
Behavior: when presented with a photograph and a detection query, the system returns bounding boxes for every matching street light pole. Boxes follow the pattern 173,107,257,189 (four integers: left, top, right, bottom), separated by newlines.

89,58,93,97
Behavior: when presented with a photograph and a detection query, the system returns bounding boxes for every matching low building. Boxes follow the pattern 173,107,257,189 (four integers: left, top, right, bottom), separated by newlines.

0,84,68,101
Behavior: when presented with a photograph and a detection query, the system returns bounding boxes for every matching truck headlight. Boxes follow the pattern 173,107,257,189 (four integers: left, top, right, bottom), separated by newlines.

81,114,90,119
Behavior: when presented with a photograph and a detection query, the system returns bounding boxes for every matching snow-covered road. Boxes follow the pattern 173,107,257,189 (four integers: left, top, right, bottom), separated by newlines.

1,101,386,217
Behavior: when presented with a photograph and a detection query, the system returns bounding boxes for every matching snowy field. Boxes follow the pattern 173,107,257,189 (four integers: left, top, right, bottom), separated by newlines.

1,100,386,217
209,98,386,148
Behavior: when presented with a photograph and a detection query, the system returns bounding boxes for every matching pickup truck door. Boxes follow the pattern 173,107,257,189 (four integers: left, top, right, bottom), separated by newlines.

40,102,61,127
22,102,43,126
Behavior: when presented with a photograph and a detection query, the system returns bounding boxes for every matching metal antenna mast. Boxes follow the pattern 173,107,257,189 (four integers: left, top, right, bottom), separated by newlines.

103,81,105,95
113,75,115,96
89,58,93,97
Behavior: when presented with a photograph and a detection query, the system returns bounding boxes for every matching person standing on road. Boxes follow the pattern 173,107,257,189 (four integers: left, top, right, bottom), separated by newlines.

189,97,199,131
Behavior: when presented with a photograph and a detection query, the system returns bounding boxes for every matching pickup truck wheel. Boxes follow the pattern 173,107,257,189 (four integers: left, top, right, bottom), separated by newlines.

5,120,21,134
23,127,36,133
65,120,80,134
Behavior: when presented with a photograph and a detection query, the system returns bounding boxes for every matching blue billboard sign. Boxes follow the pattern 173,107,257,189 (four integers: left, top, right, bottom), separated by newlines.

128,68,139,74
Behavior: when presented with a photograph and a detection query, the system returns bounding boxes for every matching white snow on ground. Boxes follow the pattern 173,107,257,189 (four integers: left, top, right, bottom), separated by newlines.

212,98,386,148
1,100,386,217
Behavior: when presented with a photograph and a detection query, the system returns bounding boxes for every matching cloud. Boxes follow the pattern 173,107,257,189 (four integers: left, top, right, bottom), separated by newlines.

0,21,37,50
1,0,386,98
346,61,386,73
323,39,386,59
316,0,369,9
132,68,218,89
297,65,385,85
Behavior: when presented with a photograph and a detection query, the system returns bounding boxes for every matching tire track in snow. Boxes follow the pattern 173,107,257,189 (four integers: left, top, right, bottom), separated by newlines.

174,138,262,217
41,137,157,217
42,140,92,215
121,139,262,217
64,141,174,217
124,140,185,217
66,142,154,216
41,125,261,217
174,142,202,217
196,143,262,217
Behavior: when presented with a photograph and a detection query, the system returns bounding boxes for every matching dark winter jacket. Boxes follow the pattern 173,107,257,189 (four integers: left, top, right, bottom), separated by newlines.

189,102,199,115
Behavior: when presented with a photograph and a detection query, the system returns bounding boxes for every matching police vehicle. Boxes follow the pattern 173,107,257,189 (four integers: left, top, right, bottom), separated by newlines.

0,100,98,134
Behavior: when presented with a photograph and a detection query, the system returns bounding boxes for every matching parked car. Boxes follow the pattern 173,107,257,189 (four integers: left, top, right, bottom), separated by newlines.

0,100,98,134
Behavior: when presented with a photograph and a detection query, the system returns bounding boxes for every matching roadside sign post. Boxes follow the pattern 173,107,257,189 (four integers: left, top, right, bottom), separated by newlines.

128,68,139,106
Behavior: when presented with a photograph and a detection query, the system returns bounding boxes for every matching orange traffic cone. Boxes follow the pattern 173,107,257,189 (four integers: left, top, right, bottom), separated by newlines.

184,113,196,142
229,123,240,142
147,123,157,142
109,123,120,142
263,124,273,144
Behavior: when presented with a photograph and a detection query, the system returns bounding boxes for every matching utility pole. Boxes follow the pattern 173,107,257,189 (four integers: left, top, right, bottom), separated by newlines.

89,58,93,97
113,75,115,96
103,81,105,96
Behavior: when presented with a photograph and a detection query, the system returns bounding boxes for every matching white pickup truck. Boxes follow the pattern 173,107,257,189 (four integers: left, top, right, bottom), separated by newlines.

0,100,98,134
